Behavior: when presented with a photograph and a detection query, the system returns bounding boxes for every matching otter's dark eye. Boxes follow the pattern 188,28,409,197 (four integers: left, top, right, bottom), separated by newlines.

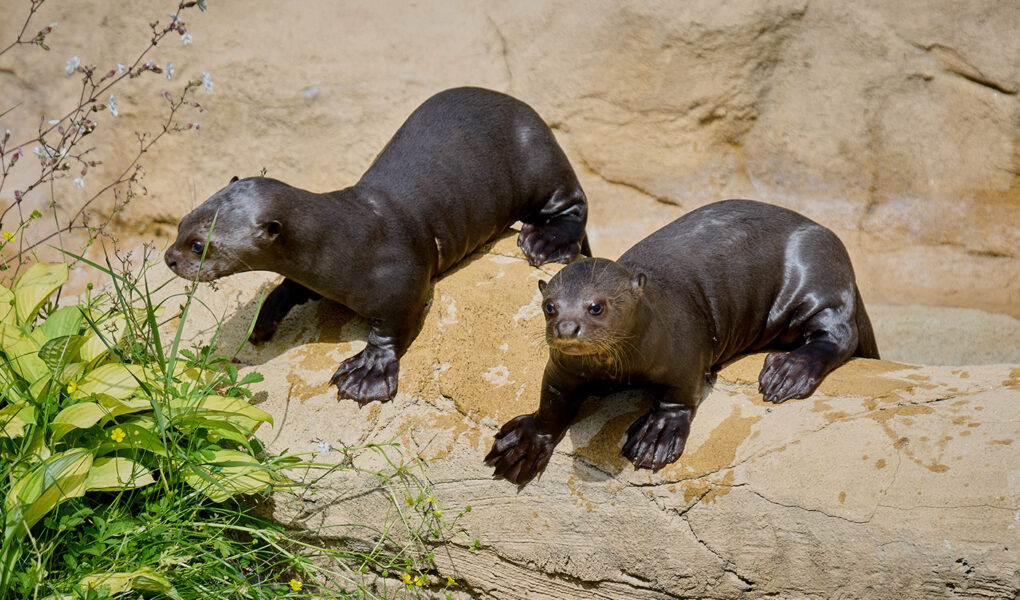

544,302,556,315
190,241,204,255
588,303,603,316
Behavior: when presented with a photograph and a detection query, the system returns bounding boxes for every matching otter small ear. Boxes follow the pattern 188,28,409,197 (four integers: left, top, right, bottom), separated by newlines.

229,175,239,184
538,280,548,293
259,220,282,244
632,273,646,295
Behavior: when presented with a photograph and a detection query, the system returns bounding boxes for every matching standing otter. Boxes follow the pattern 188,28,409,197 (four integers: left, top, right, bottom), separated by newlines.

485,199,879,486
164,87,590,405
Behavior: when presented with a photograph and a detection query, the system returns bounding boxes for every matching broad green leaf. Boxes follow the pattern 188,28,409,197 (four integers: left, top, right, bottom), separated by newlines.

183,448,279,502
171,416,253,447
5,448,91,539
0,402,35,439
86,457,155,491
0,364,27,403
38,334,84,373
0,284,14,325
95,419,168,458
28,375,52,401
40,305,83,339
96,393,152,418
80,312,127,364
13,262,68,325
51,402,110,441
167,395,273,433
0,322,48,382
72,362,144,400
78,567,179,599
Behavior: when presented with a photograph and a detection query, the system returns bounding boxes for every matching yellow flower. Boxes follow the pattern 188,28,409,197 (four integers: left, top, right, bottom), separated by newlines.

288,578,302,591
65,380,78,394
401,573,413,586
414,575,425,587
425,495,434,503
405,496,415,506
434,509,442,518
110,427,126,443
446,575,456,586
1,232,13,242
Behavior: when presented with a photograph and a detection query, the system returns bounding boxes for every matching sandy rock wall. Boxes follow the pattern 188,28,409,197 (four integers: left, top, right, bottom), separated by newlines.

158,235,1020,599
0,0,1017,316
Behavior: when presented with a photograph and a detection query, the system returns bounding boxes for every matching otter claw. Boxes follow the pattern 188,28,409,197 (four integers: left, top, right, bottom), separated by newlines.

485,414,556,486
330,347,399,405
622,405,693,470
518,223,582,267
758,346,832,403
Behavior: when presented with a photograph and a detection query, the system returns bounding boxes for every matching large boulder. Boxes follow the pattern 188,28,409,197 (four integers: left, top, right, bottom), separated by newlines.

164,235,1020,599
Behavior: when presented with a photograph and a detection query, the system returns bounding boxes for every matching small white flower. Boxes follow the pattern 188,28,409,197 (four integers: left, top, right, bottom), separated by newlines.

197,0,207,10
73,177,84,188
169,12,181,23
32,146,46,157
48,22,57,29
65,56,80,76
181,32,193,45
315,440,331,454
117,63,125,74
166,62,174,81
48,120,60,125
108,94,118,117
201,71,213,92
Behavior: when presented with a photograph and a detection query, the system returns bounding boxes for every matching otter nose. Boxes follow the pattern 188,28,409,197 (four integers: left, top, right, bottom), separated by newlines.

555,320,581,338
164,249,177,269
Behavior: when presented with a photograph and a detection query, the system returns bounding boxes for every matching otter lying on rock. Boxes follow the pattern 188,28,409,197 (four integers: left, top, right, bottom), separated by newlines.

165,87,590,405
486,199,880,486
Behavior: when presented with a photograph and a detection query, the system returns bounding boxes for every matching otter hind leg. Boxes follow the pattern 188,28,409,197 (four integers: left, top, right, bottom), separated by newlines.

518,186,588,266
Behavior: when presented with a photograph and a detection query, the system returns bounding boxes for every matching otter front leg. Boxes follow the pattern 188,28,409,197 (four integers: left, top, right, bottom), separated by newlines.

329,294,427,405
250,278,322,344
622,386,699,471
485,366,586,486
518,186,589,266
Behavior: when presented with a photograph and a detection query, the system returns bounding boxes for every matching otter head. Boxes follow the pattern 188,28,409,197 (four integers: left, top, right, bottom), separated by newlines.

539,257,646,357
164,176,284,281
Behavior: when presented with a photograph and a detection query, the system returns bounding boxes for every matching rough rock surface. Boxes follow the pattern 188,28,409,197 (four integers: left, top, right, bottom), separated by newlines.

1,0,1018,317
163,235,1020,599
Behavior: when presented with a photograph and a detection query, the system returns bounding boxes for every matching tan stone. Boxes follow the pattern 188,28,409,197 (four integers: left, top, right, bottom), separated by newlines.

157,235,1019,599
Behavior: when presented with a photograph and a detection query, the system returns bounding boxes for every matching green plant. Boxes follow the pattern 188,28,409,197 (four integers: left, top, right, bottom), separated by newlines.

0,258,296,597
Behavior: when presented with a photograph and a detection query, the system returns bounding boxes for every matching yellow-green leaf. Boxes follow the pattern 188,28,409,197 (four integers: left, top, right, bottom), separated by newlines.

167,395,273,433
0,322,49,382
78,567,179,599
183,448,279,502
41,305,83,339
38,334,84,373
0,284,14,325
0,402,36,439
72,363,144,400
51,402,110,441
95,419,168,458
79,312,127,364
86,457,155,491
5,449,91,539
13,262,68,325
96,393,152,418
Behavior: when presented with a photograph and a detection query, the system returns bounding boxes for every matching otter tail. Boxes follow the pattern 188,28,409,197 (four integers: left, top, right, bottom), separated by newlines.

853,289,880,359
